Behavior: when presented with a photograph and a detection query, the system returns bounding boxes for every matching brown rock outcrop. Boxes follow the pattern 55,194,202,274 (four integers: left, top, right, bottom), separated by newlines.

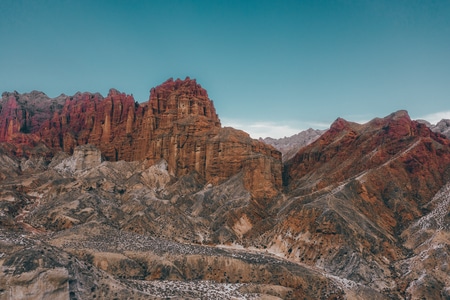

0,91,66,157
0,78,282,199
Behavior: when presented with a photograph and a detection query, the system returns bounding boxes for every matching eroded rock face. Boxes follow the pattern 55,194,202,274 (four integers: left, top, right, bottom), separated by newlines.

275,110,450,297
3,116,447,299
397,182,450,299
285,110,450,204
0,145,345,300
0,91,66,143
2,83,450,299
0,78,282,201
54,144,102,175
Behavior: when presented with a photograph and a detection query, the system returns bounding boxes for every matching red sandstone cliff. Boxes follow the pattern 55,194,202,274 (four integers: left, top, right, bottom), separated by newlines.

0,78,282,199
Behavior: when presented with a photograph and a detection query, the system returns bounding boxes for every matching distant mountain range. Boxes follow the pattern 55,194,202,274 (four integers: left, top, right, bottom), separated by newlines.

418,118,450,139
1,78,450,299
262,128,326,161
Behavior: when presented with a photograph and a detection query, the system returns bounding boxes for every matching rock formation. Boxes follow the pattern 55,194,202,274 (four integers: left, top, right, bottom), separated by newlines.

1,79,450,299
0,144,343,299
276,110,450,298
0,78,282,201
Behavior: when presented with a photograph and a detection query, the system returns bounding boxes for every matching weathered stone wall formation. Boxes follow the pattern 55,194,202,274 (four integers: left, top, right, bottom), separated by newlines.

0,78,282,196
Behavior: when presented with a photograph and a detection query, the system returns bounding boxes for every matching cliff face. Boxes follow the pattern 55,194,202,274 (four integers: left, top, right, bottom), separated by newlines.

0,91,66,157
0,78,282,198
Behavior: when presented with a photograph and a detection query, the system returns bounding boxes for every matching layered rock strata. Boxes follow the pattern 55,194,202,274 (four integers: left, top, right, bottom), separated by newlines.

273,110,450,297
2,81,450,299
0,144,346,300
0,78,282,199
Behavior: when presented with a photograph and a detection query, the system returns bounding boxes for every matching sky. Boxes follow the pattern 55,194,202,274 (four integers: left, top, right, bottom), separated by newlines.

1,0,450,138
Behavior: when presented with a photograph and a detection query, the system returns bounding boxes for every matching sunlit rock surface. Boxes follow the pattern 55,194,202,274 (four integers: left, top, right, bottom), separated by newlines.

1,80,450,299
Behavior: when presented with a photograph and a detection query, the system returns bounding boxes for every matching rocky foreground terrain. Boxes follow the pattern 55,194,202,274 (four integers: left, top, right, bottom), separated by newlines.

1,78,450,299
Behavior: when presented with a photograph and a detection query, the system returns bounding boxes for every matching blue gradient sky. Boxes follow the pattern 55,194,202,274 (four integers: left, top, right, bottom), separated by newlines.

1,0,450,138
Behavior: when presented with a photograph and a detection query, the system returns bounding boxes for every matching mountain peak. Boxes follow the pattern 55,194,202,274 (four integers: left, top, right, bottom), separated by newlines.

388,109,410,120
150,77,207,99
380,110,423,139
107,88,124,97
149,77,220,127
328,117,363,135
329,117,350,131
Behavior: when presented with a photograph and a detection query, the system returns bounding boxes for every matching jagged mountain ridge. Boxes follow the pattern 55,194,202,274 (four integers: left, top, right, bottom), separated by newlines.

1,79,450,299
280,110,450,298
263,119,449,162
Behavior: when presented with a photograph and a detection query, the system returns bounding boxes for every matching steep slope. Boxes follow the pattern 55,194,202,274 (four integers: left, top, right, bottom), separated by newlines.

267,110,450,298
396,181,450,299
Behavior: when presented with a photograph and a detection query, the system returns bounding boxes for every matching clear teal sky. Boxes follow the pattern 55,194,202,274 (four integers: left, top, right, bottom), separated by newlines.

1,0,450,138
